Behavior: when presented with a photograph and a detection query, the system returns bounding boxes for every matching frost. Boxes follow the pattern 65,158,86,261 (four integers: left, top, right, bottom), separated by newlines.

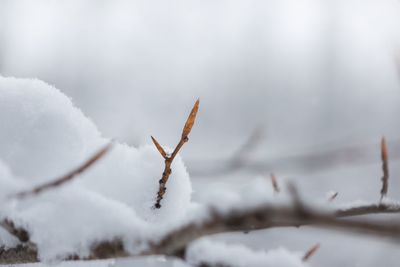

0,76,192,261
186,239,307,267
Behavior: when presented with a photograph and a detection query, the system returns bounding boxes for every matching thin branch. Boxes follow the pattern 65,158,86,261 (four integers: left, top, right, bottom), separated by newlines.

0,219,30,242
335,202,400,217
380,137,389,201
189,139,400,177
153,99,199,209
229,127,264,169
10,142,113,199
270,173,280,193
149,203,400,257
302,243,320,262
328,192,339,202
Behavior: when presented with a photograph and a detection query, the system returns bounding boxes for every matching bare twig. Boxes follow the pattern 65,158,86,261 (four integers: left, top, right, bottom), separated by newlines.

270,173,280,193
328,192,339,202
0,219,30,242
153,99,199,209
380,137,389,201
302,243,320,261
229,127,264,169
10,143,113,199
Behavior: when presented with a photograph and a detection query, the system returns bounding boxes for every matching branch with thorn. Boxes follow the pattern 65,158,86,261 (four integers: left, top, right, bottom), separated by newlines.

151,99,199,209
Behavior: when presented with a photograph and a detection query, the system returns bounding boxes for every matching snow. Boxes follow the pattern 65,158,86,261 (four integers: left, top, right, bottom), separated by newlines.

0,76,192,261
0,75,308,264
0,76,101,181
186,239,307,267
14,256,189,267
1,1,400,266
195,176,291,213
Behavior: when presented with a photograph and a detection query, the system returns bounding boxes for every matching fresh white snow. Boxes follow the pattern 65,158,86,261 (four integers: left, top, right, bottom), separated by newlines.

186,239,307,267
0,76,192,261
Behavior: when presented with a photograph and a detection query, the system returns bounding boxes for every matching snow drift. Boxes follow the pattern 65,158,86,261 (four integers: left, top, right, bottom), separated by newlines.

0,76,192,260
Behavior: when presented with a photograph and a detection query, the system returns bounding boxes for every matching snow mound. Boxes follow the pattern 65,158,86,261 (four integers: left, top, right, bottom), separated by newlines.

0,77,101,181
186,239,307,267
0,76,192,260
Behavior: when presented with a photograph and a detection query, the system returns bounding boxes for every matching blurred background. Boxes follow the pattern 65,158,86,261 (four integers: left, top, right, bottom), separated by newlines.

1,0,400,266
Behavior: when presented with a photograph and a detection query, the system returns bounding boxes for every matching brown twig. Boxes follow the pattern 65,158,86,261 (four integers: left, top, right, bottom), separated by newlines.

0,219,30,242
270,173,280,193
302,243,320,261
153,99,199,209
10,142,113,199
380,137,389,201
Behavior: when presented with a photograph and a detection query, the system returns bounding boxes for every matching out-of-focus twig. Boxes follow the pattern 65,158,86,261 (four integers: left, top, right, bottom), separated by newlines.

380,137,389,201
10,142,113,199
302,243,320,262
149,202,400,257
152,99,199,209
229,127,264,169
189,139,400,177
270,173,280,193
0,219,30,242
328,192,339,202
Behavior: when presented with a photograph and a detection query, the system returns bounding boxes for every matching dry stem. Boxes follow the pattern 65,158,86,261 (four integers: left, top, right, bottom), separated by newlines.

302,243,320,261
380,137,389,200
270,173,280,193
152,99,199,209
328,192,339,202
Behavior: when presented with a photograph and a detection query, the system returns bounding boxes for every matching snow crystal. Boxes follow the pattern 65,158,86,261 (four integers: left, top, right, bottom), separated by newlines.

186,239,307,267
0,76,192,261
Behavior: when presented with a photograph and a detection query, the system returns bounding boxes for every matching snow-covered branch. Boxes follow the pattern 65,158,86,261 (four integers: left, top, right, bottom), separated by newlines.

148,201,400,257
1,200,400,264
